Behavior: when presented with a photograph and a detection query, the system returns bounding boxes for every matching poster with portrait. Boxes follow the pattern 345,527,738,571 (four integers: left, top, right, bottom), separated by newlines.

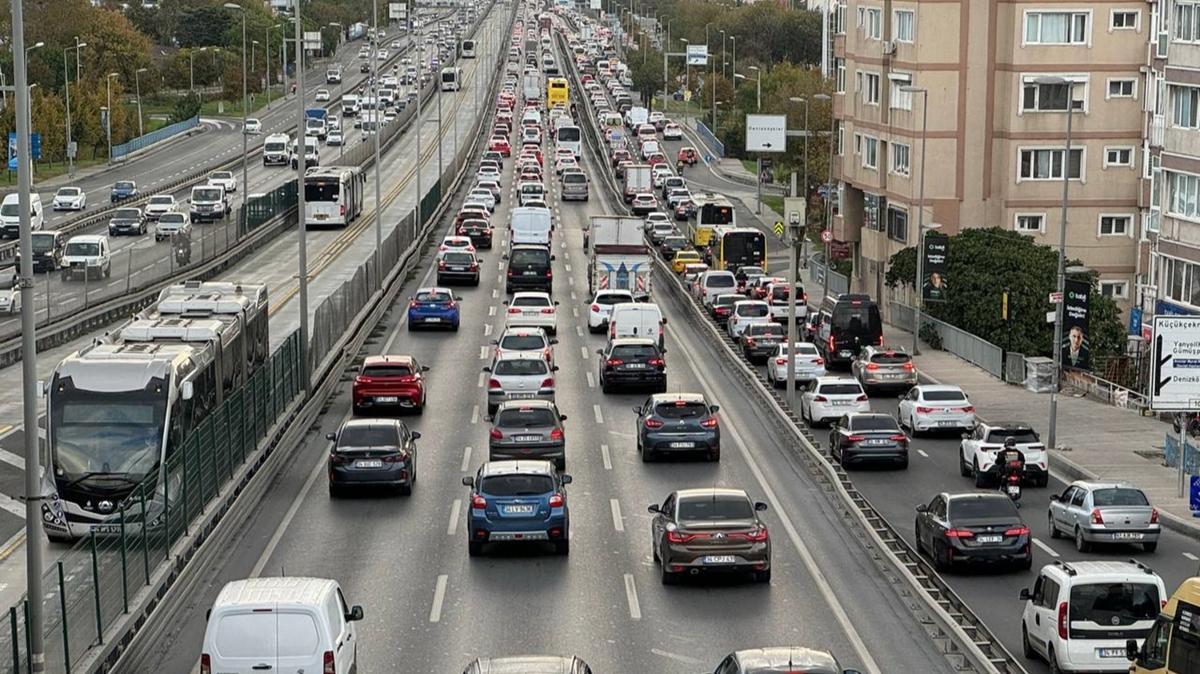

921,232,948,302
1062,278,1091,371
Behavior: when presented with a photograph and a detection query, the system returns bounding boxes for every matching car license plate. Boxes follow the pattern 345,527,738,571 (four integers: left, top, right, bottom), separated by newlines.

1097,648,1126,658
862,439,889,446
670,441,694,448
316,213,328,220
451,266,465,271
625,363,646,369
832,400,851,406
1114,532,1144,540
938,420,957,427
377,396,399,403
703,555,736,565
977,534,1002,544
425,317,441,323
510,392,535,399
514,435,539,442
503,504,535,515
355,460,383,468
523,270,537,275
839,350,851,357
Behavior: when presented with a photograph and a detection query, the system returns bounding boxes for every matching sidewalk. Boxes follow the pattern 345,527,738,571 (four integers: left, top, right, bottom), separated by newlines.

880,321,1200,538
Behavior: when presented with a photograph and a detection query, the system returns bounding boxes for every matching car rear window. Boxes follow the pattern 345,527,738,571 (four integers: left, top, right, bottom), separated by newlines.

1092,488,1150,507
654,401,708,418
611,344,658,359
947,497,1019,520
985,429,1040,444
510,249,549,267
499,334,546,350
415,290,451,302
338,426,400,447
748,324,785,337
713,295,740,307
784,343,820,356
114,209,140,219
736,303,769,317
276,613,320,657
481,474,555,496
923,389,967,402
596,293,633,305
1069,583,1160,625
494,359,549,376
362,364,412,377
563,173,586,183
678,496,753,522
443,251,474,263
870,352,912,364
512,296,550,307
849,416,900,432
818,383,863,396
831,304,882,333
496,406,558,427
771,285,802,300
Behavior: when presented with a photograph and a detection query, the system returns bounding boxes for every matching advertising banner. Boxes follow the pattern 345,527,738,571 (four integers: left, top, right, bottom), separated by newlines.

1062,277,1091,371
921,232,948,302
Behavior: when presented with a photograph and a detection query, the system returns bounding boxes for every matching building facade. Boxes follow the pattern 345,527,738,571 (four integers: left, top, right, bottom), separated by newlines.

832,0,1147,308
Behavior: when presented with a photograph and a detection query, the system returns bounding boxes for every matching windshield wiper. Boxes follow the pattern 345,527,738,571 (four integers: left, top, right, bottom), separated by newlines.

60,472,140,491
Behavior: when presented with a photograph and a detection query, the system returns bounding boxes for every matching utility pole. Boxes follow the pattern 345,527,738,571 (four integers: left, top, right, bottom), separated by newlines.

135,67,147,136
266,26,272,109
224,3,248,240
415,14,424,233
904,86,929,356
11,0,46,669
294,9,310,392
371,0,383,277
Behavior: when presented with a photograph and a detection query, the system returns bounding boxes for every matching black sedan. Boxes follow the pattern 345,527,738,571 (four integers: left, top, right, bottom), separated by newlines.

914,492,1032,571
107,207,146,236
708,293,741,325
828,412,909,469
658,235,688,260
598,338,666,393
326,418,420,497
738,322,786,363
634,393,720,462
436,250,480,286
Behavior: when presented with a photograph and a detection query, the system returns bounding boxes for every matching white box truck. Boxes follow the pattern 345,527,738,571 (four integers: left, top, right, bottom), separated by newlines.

622,164,652,203
588,215,651,297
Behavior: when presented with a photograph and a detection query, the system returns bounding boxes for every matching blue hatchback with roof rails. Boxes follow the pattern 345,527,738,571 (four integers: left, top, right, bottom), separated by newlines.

406,286,461,331
462,460,571,557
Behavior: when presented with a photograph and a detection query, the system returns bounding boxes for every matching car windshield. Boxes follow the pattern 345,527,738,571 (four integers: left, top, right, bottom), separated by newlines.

481,473,555,496
1092,488,1150,506
678,496,753,522
65,242,99,256
512,296,550,308
736,304,769,317
362,364,412,377
58,188,80,196
818,383,863,396
415,291,452,303
494,359,548,376
611,344,658,359
495,407,557,427
948,497,1019,521
654,401,708,418
1069,583,1160,625
337,426,399,448
149,196,172,205
923,390,967,402
849,416,900,432
114,182,134,190
0,203,17,217
985,429,1040,444
595,293,633,306
194,188,221,201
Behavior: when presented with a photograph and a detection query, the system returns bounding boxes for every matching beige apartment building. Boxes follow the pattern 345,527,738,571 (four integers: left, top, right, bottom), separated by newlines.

832,0,1146,307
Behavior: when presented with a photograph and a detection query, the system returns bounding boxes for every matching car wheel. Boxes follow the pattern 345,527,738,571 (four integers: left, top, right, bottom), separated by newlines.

973,460,988,488
1021,624,1036,659
933,542,951,572
328,482,342,498
660,564,678,585
959,450,971,477
468,541,483,557
601,381,611,394
1143,541,1158,553
914,523,925,555
753,568,771,583
436,275,444,285
708,446,720,462
1048,515,1061,539
1074,527,1091,553
1047,647,1062,674
554,539,569,555
652,541,660,564
398,482,412,496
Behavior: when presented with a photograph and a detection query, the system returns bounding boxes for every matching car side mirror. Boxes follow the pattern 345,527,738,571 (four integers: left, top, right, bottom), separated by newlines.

550,255,556,261
1019,588,1032,601
411,431,422,440
461,476,474,488
646,504,660,514
482,366,491,373
754,501,768,512
842,670,864,674
561,474,573,484
595,348,604,355
549,339,559,345
915,504,927,513
961,433,970,439
502,253,509,260
455,296,464,301
632,406,642,414
421,365,430,372
346,605,364,622
661,317,668,325
1126,639,1139,662
325,432,336,441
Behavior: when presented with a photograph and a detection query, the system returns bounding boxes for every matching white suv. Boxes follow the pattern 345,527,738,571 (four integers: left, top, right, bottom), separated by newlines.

1020,560,1166,673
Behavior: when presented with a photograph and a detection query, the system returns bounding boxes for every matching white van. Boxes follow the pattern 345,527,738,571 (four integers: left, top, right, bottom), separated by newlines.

341,94,361,116
697,270,737,307
510,206,552,245
608,302,665,349
0,192,43,239
201,577,363,674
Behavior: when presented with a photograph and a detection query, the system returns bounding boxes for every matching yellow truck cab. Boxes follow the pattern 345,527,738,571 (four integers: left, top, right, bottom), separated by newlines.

1127,576,1200,673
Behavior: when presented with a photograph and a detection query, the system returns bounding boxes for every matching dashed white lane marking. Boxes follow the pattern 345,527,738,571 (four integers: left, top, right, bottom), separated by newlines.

491,288,498,299
650,649,706,666
488,306,496,316
586,372,595,388
593,404,604,424
610,499,624,532
483,323,493,337
600,443,612,470
623,574,641,620
479,345,488,359
477,371,486,388
916,449,929,458
429,575,448,623
1183,552,1198,561
580,346,589,360
461,446,472,472
572,307,579,317
447,500,461,535
1032,538,1060,558
576,325,584,337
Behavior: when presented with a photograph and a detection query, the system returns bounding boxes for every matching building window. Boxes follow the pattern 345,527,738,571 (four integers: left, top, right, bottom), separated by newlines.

1021,76,1086,112
854,132,862,155
1019,148,1084,181
863,136,879,169
1015,213,1046,232
1175,1,1199,42
886,206,908,242
889,73,912,110
835,3,847,34
894,9,915,42
1024,11,1090,44
863,72,881,104
1099,214,1132,236
1159,256,1200,307
891,142,911,176
864,193,885,231
1172,85,1200,128
1110,10,1138,30
863,7,882,39
1100,280,1129,299
1104,147,1133,167
1168,171,1200,219
835,59,846,93
1106,78,1136,99
836,123,844,156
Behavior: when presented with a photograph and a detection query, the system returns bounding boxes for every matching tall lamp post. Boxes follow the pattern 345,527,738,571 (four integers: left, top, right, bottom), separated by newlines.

225,2,249,235
901,85,929,355
679,38,689,123
730,36,736,89
662,19,673,113
134,67,148,136
105,72,119,163
1035,75,1078,450
293,6,310,392
370,0,384,274
735,68,763,214
719,30,726,80
64,40,85,178
821,87,836,302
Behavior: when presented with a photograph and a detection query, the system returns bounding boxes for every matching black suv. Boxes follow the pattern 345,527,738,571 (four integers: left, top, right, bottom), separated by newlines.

17,230,65,273
597,338,666,393
814,293,883,368
505,244,553,293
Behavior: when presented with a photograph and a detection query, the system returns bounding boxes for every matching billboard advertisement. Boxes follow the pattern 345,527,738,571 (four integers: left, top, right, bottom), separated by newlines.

1061,278,1091,371
921,232,948,302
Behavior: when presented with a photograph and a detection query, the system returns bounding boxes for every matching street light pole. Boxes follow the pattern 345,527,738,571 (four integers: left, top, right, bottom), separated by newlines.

662,19,672,114
902,86,929,356
63,41,85,178
730,36,736,89
786,95,808,409
105,72,118,163
720,30,726,80
371,0,383,276
822,89,835,302
294,6,310,393
134,67,147,136
265,27,272,108
679,38,689,124
415,17,424,233
224,4,248,237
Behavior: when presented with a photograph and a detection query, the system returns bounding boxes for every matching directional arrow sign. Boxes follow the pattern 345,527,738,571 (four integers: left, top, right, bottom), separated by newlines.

773,221,785,239
1150,316,1200,411
745,114,786,153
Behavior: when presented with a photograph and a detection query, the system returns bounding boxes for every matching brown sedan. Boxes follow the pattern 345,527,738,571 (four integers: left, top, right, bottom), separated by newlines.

647,488,771,585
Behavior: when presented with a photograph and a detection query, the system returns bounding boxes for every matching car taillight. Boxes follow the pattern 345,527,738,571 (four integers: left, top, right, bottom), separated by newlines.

200,654,211,674
666,530,698,544
846,435,866,443
540,378,555,388
856,394,869,402
813,395,828,402
866,363,879,371
644,418,664,429
1004,526,1030,536
471,495,487,509
540,307,555,314
945,529,975,538
606,358,623,367
507,269,514,277
324,650,336,674
339,204,346,217
488,378,503,389
814,358,824,365
745,338,757,347
700,416,718,428
408,300,418,308
546,270,553,278
549,428,564,441
648,358,665,367
548,493,564,507
1150,507,1159,524
916,406,934,414
591,304,600,312
508,307,521,314
742,527,768,542
1057,602,1069,640
960,406,975,413
828,335,836,352
490,428,503,440
329,452,351,465
1090,508,1104,524
354,375,370,384
903,362,915,371
775,357,787,365
890,434,908,442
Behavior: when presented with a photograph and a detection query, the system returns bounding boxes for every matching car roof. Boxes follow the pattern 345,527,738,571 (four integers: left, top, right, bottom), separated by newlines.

733,647,840,672
499,326,549,337
1042,560,1164,583
814,376,860,385
415,286,454,294
648,392,706,404
479,459,558,478
676,487,750,501
213,577,337,609
495,349,550,361
471,656,584,674
340,418,400,430
68,234,106,243
981,421,1034,430
1069,480,1141,491
362,355,414,367
610,337,656,346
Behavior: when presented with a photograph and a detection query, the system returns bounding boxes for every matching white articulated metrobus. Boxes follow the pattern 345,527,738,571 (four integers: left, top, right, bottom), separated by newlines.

304,166,366,228
441,66,463,91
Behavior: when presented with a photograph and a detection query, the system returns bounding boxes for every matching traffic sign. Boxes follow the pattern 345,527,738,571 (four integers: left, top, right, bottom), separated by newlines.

744,114,786,153
820,229,833,243
1150,316,1200,412
773,221,785,239
1049,291,1063,303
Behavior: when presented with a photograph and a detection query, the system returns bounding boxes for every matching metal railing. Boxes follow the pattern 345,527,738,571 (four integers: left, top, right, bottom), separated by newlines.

806,259,850,296
1062,368,1149,412
889,301,1005,379
694,120,725,159
0,331,302,674
110,115,200,162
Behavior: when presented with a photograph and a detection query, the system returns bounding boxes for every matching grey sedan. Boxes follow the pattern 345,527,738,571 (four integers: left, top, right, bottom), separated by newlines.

1048,480,1160,553
488,400,567,469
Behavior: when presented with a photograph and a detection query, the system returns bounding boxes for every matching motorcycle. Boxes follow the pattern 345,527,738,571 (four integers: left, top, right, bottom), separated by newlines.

997,449,1025,506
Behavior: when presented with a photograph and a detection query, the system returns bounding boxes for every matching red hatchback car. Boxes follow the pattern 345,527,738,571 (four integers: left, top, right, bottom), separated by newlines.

489,136,512,156
352,355,430,415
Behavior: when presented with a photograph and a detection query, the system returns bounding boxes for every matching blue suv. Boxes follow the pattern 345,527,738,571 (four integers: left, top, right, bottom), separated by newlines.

406,286,461,331
462,460,571,557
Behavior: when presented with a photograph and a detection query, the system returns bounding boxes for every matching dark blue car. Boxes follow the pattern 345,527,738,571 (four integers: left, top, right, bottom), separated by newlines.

110,180,138,204
462,460,571,557
406,286,461,331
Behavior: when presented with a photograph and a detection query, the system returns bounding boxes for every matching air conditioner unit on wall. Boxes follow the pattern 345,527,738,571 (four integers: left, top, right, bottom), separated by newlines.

882,41,896,56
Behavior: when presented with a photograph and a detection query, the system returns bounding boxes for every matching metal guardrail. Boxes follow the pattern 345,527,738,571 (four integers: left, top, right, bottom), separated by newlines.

806,258,850,295
889,300,1005,379
110,115,200,161
694,120,725,158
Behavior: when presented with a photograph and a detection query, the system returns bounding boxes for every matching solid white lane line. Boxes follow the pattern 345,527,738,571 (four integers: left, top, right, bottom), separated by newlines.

623,574,641,620
586,372,596,388
461,446,472,472
447,500,461,536
1184,552,1199,561
1032,538,1060,558
429,575,448,623
470,405,479,425
916,449,929,458
601,444,612,470
593,404,604,424
611,499,624,532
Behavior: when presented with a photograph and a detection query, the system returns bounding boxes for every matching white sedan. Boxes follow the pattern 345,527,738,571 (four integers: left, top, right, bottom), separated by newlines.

466,189,496,212
766,342,827,388
505,292,559,335
52,186,86,211
897,384,977,435
315,88,331,102
587,289,634,333
800,377,869,427
244,118,262,134
662,122,683,140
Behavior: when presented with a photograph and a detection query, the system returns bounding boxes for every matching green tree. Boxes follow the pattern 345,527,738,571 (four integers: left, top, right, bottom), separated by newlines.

171,92,202,124
883,228,1126,363
627,46,664,107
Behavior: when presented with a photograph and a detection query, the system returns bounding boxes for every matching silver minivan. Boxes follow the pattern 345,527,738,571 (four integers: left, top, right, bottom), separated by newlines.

483,350,558,414
561,171,589,201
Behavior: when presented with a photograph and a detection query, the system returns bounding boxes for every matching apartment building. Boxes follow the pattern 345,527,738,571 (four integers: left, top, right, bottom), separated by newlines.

1143,0,1200,320
831,0,1146,307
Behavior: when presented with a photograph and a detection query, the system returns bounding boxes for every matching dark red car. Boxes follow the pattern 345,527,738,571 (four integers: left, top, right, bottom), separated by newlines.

352,355,430,415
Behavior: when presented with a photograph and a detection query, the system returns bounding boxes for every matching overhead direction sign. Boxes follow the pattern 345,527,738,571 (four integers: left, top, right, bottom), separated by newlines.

745,114,786,153
1150,316,1200,412
686,45,708,66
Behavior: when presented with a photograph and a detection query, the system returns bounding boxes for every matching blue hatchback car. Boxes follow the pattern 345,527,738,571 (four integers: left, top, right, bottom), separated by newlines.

406,286,461,331
462,460,571,557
